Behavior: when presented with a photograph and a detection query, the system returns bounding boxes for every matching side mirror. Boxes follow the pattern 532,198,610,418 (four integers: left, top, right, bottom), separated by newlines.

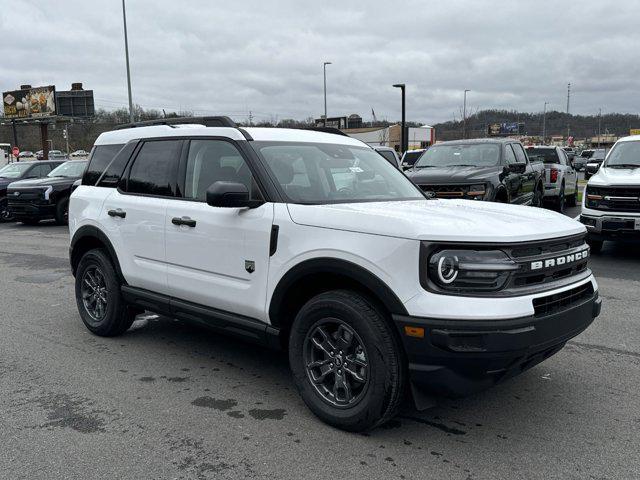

508,163,526,174
206,181,261,208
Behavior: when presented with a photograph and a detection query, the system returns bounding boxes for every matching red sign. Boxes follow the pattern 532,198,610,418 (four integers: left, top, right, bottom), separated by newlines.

12,146,19,157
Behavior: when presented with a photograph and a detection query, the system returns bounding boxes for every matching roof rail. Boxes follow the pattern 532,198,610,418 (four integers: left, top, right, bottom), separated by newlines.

295,126,350,137
114,116,237,130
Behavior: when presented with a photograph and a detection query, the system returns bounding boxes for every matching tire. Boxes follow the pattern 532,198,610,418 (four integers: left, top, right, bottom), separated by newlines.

20,218,40,225
567,186,578,207
55,197,69,225
555,184,565,213
587,238,603,254
289,290,405,432
0,198,14,222
531,184,543,208
75,249,137,336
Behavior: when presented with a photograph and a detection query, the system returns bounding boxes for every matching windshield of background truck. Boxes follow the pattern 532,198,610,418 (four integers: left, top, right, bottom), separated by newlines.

402,150,424,165
0,163,31,178
526,148,560,164
256,142,424,204
48,161,88,178
414,143,500,168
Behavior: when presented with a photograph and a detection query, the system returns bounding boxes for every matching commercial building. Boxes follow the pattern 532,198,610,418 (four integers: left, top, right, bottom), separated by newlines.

342,124,435,152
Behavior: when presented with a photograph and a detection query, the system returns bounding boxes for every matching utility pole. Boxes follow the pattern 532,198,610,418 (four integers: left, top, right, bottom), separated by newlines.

597,108,602,148
542,101,548,144
323,62,331,126
393,84,406,154
64,124,69,155
122,0,135,124
462,89,470,139
566,83,571,140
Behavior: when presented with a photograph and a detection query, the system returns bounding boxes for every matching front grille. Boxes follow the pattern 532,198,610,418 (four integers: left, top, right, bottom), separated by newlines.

418,184,468,197
7,190,43,202
533,282,594,316
586,186,640,213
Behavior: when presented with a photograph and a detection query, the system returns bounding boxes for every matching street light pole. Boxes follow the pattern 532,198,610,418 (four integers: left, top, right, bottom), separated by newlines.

393,84,406,154
597,108,602,148
462,89,470,139
323,62,331,127
542,101,548,144
122,0,135,124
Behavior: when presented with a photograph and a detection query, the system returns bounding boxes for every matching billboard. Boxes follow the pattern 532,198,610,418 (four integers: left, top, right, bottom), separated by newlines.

488,122,525,136
3,85,56,119
630,129,640,136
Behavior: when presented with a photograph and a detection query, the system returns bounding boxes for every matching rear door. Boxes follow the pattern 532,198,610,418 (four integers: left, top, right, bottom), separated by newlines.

503,144,524,203
164,138,274,321
101,139,183,295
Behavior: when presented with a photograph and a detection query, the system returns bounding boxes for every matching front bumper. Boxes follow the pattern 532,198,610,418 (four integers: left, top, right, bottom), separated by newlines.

580,212,640,243
7,200,56,219
393,288,600,397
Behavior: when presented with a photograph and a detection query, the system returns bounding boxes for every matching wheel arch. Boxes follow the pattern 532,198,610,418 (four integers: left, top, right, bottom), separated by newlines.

70,225,125,282
269,257,408,337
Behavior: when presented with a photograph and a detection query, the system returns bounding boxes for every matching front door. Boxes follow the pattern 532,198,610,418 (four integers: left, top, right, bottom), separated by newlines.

165,139,274,321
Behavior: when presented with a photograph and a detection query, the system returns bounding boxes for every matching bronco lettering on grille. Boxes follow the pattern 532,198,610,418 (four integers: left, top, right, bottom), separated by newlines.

530,249,589,271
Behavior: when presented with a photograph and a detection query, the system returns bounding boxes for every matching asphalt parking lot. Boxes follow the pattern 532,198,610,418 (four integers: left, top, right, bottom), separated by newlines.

0,214,638,480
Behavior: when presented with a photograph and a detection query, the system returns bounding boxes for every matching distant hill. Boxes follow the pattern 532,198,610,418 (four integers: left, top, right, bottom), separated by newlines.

432,109,640,141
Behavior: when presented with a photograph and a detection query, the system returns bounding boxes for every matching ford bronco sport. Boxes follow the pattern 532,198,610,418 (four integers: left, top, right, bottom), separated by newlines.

69,117,601,432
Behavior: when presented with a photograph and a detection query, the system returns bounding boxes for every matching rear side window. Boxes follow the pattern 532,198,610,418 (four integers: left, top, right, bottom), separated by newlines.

512,144,528,164
378,150,398,167
504,145,517,164
126,140,182,197
97,142,138,187
82,144,125,186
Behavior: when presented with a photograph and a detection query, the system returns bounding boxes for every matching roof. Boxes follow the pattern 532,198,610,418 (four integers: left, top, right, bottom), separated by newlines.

617,134,640,143
435,138,515,145
94,125,367,147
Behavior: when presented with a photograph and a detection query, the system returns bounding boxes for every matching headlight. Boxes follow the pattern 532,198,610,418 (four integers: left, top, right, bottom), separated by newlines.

428,249,518,292
585,186,602,208
43,186,53,201
466,184,486,200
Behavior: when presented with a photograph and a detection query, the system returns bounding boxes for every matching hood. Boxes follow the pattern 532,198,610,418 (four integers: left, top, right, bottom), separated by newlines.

405,165,500,184
7,176,78,189
589,166,640,186
287,200,584,243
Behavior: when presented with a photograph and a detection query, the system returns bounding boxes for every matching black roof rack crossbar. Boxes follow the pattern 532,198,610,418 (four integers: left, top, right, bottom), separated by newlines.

114,116,237,130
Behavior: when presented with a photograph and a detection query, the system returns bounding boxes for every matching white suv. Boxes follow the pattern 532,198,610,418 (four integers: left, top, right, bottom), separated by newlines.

69,117,601,431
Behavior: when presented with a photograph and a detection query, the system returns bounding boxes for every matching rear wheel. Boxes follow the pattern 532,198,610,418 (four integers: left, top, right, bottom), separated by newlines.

531,184,543,207
75,249,138,336
567,186,578,207
55,197,69,225
289,290,405,432
0,198,14,222
555,184,566,212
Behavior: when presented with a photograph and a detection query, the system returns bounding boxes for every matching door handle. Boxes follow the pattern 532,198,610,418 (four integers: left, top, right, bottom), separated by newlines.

172,216,196,228
108,209,126,218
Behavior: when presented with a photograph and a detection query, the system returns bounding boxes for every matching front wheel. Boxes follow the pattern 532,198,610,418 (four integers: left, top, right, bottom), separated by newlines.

0,198,14,222
289,290,405,432
55,197,69,225
75,249,138,336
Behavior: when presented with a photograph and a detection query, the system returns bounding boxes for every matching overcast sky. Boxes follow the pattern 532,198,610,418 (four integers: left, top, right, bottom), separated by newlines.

2,0,639,124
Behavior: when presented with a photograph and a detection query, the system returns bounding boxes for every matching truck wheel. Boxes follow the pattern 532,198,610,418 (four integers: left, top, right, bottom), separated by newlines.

289,290,405,432
0,198,14,222
55,197,69,225
567,187,578,207
555,185,565,213
587,238,603,254
75,249,137,336
531,185,543,208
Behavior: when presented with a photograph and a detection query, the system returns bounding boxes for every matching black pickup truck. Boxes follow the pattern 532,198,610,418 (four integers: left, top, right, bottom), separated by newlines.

405,138,545,206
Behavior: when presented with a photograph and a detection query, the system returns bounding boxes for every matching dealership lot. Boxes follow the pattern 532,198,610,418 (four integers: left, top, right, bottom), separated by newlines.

0,220,638,480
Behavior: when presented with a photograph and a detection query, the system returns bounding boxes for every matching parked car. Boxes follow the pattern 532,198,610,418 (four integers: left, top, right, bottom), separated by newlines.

70,149,89,158
68,118,600,431
525,146,579,212
7,159,87,225
18,151,36,160
374,146,401,169
580,135,640,252
36,149,65,160
405,139,544,206
0,160,64,221
400,148,426,170
573,149,594,171
584,149,607,179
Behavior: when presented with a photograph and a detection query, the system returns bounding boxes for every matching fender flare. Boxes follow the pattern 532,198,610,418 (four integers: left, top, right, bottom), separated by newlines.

268,257,408,327
69,225,124,281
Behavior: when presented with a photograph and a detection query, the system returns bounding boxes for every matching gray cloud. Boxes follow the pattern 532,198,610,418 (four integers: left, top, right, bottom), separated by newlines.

2,0,638,124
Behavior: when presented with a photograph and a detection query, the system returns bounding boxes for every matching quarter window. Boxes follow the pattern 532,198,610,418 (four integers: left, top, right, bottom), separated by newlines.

184,140,262,201
127,140,181,197
83,144,125,186
512,144,528,164
504,145,518,164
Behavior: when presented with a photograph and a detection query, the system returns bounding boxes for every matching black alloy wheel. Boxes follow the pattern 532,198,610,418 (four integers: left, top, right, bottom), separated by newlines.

303,319,369,408
0,199,14,222
556,185,565,213
81,265,108,322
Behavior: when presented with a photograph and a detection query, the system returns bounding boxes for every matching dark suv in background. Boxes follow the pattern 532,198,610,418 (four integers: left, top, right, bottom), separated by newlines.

7,160,88,225
405,139,544,206
0,161,64,221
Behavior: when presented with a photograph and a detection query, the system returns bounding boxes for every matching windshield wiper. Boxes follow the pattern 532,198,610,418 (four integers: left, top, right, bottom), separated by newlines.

608,164,640,169
447,164,477,167
413,165,436,169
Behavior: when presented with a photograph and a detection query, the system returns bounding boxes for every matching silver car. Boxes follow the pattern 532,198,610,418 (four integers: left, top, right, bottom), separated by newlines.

525,146,579,212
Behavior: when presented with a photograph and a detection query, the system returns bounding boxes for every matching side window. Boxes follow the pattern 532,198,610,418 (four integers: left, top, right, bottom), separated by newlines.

504,145,517,165
184,140,262,201
126,140,182,197
512,144,528,164
82,144,125,186
98,142,138,187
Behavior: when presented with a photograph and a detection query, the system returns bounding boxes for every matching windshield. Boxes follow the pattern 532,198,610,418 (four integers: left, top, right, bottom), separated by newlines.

255,142,424,204
0,163,31,179
604,141,640,168
590,150,606,161
415,143,500,168
48,161,87,178
580,150,594,158
402,150,424,165
526,148,560,164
